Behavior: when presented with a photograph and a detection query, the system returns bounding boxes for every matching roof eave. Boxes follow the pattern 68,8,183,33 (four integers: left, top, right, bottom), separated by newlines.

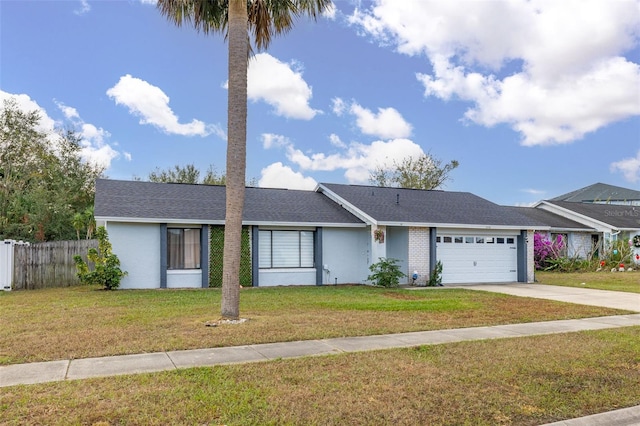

95,217,365,228
377,221,548,230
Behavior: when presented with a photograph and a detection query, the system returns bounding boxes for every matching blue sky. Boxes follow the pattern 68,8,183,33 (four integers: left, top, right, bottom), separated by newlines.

1,0,639,206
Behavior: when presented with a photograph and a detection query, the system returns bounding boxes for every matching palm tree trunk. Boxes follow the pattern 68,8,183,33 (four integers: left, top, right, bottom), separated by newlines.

221,0,248,319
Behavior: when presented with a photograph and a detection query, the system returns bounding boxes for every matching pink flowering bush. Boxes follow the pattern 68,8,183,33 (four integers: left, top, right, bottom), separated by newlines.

533,233,565,270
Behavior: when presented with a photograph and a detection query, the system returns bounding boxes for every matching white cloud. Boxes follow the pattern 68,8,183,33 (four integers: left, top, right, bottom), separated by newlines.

55,102,121,169
331,97,347,116
284,138,424,184
259,162,317,190
261,133,291,149
522,189,546,196
331,98,413,139
0,91,122,170
107,74,224,137
247,53,320,120
74,0,90,15
349,102,412,139
322,3,337,20
350,0,640,146
329,133,346,149
610,151,640,183
56,101,80,120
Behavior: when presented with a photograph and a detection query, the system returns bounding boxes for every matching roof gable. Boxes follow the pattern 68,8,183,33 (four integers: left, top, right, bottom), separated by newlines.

318,183,540,228
551,183,640,204
544,201,640,230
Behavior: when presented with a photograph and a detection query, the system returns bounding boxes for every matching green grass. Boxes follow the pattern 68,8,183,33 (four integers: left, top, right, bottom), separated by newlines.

536,270,640,293
2,327,639,425
0,284,629,365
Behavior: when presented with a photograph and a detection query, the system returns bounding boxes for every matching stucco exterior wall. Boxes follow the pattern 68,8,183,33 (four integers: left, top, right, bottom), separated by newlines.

386,226,409,284
167,270,202,288
258,269,316,286
107,222,161,289
322,228,370,284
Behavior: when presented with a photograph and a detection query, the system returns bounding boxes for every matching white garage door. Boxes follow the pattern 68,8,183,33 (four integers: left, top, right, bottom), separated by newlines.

436,234,518,284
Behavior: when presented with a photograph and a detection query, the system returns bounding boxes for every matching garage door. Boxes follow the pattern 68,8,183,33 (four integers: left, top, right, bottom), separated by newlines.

436,234,518,284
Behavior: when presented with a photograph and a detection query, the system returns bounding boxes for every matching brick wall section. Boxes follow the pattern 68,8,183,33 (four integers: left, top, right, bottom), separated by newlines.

527,230,535,283
569,232,593,259
408,227,430,285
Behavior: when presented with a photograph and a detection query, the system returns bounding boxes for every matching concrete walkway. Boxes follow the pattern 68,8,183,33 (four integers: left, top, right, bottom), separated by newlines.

1,284,640,425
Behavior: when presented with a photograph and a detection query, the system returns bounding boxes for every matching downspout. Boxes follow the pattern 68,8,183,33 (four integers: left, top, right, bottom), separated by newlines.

160,224,167,289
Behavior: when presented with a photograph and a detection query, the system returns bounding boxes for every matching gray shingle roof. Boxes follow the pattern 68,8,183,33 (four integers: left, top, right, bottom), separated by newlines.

319,183,541,228
546,201,640,230
551,183,640,203
507,206,593,230
95,179,364,225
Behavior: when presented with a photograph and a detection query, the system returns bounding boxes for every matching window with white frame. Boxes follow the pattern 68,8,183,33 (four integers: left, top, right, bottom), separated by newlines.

259,230,314,268
167,228,201,269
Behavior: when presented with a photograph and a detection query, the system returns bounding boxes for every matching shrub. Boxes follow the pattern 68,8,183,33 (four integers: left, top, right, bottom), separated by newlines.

427,260,443,287
74,226,127,290
367,258,406,288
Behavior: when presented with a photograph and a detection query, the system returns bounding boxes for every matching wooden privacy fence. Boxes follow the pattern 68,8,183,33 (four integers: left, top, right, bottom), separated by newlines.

11,240,98,290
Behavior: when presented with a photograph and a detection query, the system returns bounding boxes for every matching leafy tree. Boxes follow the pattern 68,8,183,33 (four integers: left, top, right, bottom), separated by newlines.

0,100,103,242
157,0,332,319
370,153,459,190
147,163,230,185
149,163,201,184
74,226,127,290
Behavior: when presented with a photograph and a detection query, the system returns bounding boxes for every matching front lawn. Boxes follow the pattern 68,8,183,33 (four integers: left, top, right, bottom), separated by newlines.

2,327,639,425
0,284,629,365
536,270,640,293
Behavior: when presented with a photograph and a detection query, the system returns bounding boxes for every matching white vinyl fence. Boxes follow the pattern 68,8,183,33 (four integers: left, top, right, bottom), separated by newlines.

0,240,30,291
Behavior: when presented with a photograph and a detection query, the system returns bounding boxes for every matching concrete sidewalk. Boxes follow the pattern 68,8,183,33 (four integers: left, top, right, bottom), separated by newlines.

2,313,640,388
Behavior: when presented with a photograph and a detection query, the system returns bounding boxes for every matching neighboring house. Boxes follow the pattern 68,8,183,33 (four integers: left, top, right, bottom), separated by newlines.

551,182,640,206
94,179,541,289
534,200,640,263
510,182,640,265
510,206,599,259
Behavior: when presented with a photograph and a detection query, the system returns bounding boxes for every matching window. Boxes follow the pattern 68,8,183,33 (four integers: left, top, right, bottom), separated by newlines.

475,237,484,244
496,237,505,244
507,237,515,244
168,228,201,269
443,236,452,243
259,230,314,268
465,237,474,244
454,236,463,243
486,237,494,244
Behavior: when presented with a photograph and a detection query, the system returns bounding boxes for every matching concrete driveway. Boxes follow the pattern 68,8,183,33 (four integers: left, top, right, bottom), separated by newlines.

455,283,640,312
